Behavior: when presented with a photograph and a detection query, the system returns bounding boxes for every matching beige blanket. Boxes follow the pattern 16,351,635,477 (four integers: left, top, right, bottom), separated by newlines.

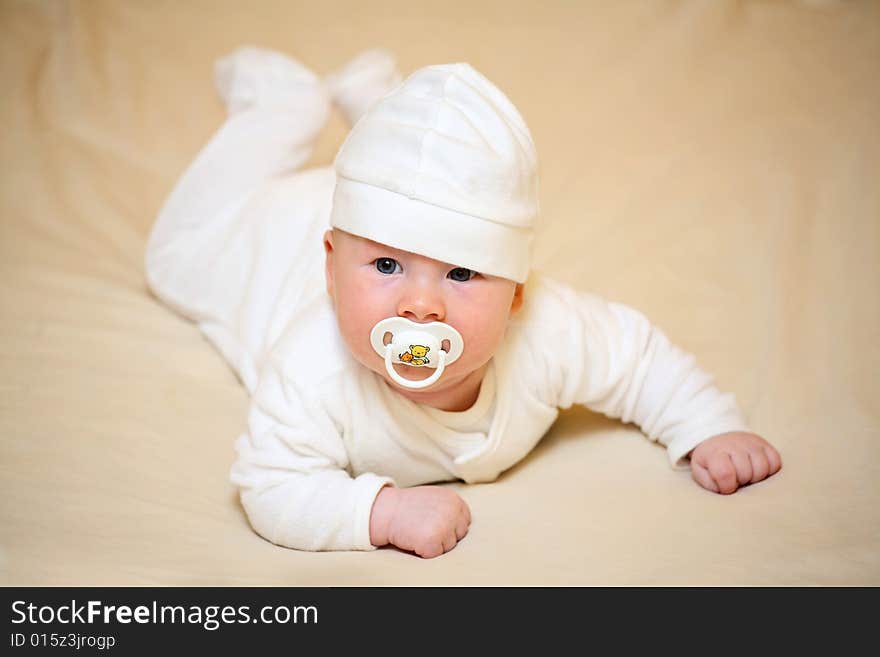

2,0,877,585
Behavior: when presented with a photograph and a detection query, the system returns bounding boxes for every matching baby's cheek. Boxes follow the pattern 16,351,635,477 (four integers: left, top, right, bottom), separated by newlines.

332,292,368,348
341,290,390,358
459,317,505,361
455,288,514,355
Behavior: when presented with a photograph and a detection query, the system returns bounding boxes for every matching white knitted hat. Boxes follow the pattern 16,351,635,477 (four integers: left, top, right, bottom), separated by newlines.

329,62,539,283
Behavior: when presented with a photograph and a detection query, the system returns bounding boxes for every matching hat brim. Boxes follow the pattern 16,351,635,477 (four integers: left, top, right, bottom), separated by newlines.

330,176,531,283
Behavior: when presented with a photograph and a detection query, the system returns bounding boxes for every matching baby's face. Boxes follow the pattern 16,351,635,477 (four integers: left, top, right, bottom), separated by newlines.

324,228,523,402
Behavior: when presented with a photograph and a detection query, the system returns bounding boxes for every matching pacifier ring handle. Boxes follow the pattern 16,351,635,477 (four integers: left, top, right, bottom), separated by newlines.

383,344,447,390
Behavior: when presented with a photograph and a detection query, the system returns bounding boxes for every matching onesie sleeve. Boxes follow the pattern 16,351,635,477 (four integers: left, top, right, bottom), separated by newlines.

538,278,751,469
229,356,394,552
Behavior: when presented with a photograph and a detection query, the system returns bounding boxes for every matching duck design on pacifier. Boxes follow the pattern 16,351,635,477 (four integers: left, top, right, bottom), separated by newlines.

369,317,464,390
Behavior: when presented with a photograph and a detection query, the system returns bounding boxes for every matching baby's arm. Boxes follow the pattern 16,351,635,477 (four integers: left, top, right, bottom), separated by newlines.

544,279,781,493
232,356,471,555
231,357,392,551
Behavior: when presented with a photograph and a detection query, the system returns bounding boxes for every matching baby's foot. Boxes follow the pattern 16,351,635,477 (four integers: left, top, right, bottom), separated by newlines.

322,48,403,127
214,46,330,115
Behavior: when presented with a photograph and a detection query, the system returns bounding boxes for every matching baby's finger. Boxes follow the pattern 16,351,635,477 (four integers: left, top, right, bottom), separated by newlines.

727,449,753,485
708,452,739,494
460,498,472,525
441,533,458,554
748,448,770,483
418,541,444,559
764,445,782,474
455,515,470,540
691,459,720,493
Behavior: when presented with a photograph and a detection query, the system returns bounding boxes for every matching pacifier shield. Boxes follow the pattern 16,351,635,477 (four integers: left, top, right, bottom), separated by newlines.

368,316,464,390
369,317,464,368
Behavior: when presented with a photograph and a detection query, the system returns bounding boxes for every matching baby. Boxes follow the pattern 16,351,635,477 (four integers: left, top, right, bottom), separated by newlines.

145,46,781,559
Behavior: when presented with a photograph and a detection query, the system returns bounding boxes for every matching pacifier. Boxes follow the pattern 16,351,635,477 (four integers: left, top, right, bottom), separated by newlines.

369,317,464,390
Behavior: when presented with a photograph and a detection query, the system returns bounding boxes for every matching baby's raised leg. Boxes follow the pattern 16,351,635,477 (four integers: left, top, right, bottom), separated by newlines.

323,48,403,127
144,47,332,324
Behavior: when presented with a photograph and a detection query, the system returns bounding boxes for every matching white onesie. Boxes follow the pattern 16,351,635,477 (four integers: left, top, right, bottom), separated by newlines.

145,49,750,552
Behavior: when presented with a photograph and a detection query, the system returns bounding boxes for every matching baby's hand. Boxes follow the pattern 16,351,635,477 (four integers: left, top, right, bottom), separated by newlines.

688,431,782,494
369,485,471,558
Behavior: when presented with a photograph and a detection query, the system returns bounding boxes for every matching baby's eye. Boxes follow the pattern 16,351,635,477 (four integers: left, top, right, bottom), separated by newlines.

374,258,402,275
448,267,476,282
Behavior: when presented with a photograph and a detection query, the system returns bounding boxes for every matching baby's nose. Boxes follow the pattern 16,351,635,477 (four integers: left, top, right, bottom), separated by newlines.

397,285,445,322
